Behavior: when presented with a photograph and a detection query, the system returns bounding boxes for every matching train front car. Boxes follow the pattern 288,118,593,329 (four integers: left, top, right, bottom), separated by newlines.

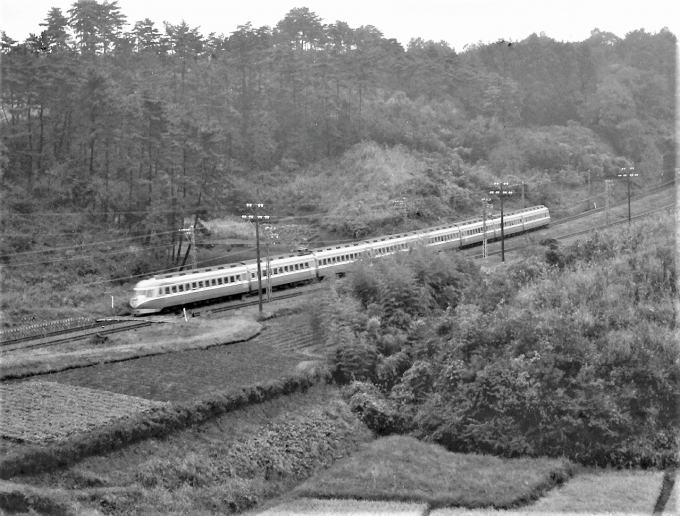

130,278,163,315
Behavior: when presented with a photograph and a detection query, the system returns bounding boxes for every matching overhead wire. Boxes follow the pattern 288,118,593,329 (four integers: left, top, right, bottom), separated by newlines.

2,180,673,266
55,247,260,287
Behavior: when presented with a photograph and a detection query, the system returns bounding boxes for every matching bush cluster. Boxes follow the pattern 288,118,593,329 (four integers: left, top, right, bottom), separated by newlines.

320,216,679,467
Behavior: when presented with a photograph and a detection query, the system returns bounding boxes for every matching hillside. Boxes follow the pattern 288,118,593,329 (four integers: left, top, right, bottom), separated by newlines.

0,4,676,325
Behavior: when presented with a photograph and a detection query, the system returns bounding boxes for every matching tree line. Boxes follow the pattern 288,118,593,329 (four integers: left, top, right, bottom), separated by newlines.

1,2,676,240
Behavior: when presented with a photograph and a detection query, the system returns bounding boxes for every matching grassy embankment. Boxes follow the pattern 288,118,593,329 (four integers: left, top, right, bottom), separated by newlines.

0,315,261,380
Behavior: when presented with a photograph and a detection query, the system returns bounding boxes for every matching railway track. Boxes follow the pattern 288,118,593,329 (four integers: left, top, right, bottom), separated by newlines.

472,202,675,260
4,186,674,353
549,180,674,227
1,283,330,354
193,282,329,316
0,320,154,354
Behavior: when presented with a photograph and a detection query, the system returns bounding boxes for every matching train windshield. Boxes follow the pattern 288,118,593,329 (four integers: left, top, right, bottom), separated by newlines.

134,288,155,298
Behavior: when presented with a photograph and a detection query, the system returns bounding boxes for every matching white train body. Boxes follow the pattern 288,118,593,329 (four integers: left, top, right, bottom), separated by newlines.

130,205,550,314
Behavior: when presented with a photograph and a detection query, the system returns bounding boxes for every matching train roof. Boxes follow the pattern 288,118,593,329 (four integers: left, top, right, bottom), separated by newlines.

136,205,549,285
149,262,247,281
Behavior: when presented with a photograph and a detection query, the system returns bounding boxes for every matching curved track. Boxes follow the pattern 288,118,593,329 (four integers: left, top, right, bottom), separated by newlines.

4,184,674,354
550,180,674,227
473,202,675,260
0,320,154,354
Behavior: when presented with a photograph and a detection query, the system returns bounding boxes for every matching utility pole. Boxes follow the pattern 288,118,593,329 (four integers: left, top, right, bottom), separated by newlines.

617,165,638,225
605,180,612,227
520,182,525,208
481,197,492,260
489,182,513,262
265,240,272,302
179,226,197,269
264,225,277,302
242,203,269,318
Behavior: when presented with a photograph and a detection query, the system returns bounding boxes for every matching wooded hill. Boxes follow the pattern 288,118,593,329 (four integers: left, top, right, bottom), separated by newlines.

0,2,676,321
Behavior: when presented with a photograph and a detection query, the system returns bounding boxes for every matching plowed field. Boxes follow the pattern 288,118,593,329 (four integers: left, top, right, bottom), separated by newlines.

33,313,317,403
0,381,168,443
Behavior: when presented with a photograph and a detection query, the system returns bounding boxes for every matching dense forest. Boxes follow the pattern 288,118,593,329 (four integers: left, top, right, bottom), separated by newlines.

0,1,676,321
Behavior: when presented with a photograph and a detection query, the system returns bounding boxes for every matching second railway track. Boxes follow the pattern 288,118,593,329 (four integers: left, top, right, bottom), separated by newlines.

4,190,674,356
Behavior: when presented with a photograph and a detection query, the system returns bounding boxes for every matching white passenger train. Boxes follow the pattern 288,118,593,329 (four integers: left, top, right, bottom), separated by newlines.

130,205,550,314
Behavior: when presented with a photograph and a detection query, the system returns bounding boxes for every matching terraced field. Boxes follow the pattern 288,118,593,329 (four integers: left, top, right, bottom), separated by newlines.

0,381,168,443
33,313,317,403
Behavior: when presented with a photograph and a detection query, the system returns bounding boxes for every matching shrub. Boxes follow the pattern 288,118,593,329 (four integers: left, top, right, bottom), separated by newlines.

329,336,379,384
341,381,404,435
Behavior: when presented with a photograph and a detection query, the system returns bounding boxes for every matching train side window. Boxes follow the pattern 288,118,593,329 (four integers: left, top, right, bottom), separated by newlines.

198,281,204,288
172,286,177,293
192,282,197,290
251,273,255,279
164,287,170,295
178,285,183,292
284,266,289,272
229,276,234,283
236,275,240,281
305,262,310,268
295,264,299,270
217,277,222,285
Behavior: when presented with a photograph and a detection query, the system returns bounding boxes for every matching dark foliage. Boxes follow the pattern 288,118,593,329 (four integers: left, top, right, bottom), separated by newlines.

323,217,679,468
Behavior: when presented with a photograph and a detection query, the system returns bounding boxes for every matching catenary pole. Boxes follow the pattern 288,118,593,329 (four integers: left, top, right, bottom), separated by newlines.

490,182,513,262
617,165,638,225
242,203,269,318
